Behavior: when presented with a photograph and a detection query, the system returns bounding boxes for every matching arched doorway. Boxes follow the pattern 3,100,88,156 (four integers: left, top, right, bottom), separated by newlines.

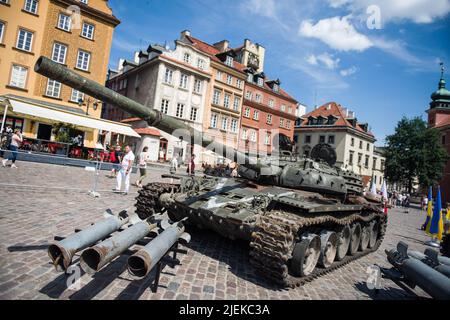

159,138,168,162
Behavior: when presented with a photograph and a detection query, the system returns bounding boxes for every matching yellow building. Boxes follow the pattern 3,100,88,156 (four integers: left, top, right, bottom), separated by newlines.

180,32,247,164
0,0,138,149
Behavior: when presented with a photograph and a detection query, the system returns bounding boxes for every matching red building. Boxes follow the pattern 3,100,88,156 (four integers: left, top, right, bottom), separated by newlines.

239,75,298,155
427,65,450,204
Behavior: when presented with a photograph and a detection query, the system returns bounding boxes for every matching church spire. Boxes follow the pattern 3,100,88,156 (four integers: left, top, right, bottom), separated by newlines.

439,62,446,90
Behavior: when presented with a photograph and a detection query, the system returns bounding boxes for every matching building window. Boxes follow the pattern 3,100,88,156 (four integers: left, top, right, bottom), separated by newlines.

269,100,274,108
380,160,385,171
197,59,205,70
265,133,271,145
164,68,173,84
328,135,335,144
0,22,4,43
70,89,84,103
358,153,362,165
190,107,198,121
349,151,354,165
242,128,248,140
305,135,311,144
24,0,38,14
257,77,263,86
250,130,257,142
351,137,355,147
183,52,191,64
273,84,279,92
286,120,291,129
179,73,189,89
9,65,28,89
160,99,169,114
373,157,377,170
193,79,202,94
359,140,363,149
16,29,33,52
255,94,262,103
52,43,67,64
176,103,184,118
244,107,250,118
230,119,238,133
212,89,221,105
236,79,243,89
281,105,286,112
76,50,91,71
288,107,292,114
365,155,370,168
58,14,71,31
224,93,231,108
280,118,285,128
81,22,95,40
216,70,222,81
267,114,272,124
233,96,240,111
253,110,259,121
221,117,228,131
225,56,233,67
319,135,325,143
366,143,370,151
226,75,233,85
46,79,61,98
210,113,218,128
245,91,252,100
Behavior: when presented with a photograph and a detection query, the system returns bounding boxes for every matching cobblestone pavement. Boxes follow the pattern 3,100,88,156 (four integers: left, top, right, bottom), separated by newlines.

0,161,433,300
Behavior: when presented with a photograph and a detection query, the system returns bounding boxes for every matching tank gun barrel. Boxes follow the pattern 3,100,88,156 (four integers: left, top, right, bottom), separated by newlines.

34,56,250,164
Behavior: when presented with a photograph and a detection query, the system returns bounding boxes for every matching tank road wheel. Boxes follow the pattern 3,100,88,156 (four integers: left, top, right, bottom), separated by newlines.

359,224,371,251
290,234,321,277
335,225,351,261
348,223,362,256
318,231,338,268
368,221,379,249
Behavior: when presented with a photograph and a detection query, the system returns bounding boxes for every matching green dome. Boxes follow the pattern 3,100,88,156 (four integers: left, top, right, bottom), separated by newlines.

431,78,450,102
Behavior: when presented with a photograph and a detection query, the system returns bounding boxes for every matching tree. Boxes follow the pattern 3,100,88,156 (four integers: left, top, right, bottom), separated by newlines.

385,117,449,192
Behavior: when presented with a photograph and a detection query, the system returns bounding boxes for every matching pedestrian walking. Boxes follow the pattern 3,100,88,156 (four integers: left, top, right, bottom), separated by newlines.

135,147,150,188
2,129,23,169
170,154,178,174
110,145,122,178
114,145,135,195
186,154,196,175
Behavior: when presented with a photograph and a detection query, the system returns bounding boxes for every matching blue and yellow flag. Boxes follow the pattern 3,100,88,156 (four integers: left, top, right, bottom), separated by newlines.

427,186,444,240
424,186,433,232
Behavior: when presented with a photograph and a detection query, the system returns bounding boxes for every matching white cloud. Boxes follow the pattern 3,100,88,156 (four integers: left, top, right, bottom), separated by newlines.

328,0,351,8
330,0,450,24
307,53,341,69
240,0,290,30
340,66,357,76
299,16,373,52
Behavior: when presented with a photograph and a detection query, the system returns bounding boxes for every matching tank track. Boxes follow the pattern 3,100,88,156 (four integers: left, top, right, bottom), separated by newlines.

441,234,450,258
249,209,387,287
135,182,179,220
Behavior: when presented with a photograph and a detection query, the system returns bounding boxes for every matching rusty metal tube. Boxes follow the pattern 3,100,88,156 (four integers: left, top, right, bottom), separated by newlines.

127,222,185,279
80,220,156,275
48,211,129,271
34,56,251,165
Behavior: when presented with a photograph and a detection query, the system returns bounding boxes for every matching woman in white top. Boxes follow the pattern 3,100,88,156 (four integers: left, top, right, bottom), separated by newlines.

135,147,150,188
2,129,22,169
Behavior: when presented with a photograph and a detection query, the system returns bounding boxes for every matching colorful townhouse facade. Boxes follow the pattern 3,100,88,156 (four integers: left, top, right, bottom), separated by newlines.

0,0,136,149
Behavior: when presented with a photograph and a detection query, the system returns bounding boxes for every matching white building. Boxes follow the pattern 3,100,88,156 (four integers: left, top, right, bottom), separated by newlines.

294,102,386,190
103,41,212,164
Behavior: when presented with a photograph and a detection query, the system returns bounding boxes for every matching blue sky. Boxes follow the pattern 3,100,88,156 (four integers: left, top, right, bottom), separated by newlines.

107,0,450,146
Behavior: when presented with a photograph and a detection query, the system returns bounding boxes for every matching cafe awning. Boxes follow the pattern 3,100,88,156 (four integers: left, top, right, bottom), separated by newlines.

4,96,140,138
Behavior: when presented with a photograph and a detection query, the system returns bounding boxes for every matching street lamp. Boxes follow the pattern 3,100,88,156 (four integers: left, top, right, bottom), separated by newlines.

78,97,100,116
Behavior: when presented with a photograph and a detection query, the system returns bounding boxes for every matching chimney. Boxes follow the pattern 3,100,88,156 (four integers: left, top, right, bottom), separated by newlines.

213,40,229,52
180,30,191,39
134,51,140,64
118,58,125,73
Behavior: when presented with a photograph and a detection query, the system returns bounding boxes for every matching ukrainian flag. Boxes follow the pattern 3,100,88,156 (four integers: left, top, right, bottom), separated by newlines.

423,187,433,232
427,186,444,240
